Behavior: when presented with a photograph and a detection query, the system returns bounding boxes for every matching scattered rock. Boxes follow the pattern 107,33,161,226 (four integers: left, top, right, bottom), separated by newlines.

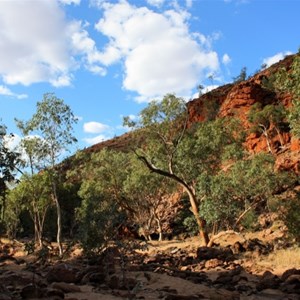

20,284,43,299
51,282,81,293
46,263,80,283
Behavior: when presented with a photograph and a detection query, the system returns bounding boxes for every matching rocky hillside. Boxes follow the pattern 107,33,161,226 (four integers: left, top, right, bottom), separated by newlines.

187,54,299,173
81,53,299,174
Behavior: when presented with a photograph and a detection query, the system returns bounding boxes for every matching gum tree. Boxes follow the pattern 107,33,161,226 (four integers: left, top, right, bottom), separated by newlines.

124,94,243,245
19,93,77,256
0,122,21,221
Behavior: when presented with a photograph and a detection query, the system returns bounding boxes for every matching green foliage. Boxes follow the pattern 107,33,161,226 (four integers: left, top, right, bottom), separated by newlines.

0,122,21,190
248,103,287,132
5,172,53,241
283,193,300,242
288,99,300,137
16,93,78,255
269,55,300,137
124,94,245,242
77,147,174,248
77,179,124,255
240,209,258,231
182,216,198,236
198,153,295,230
24,241,35,255
25,93,78,166
248,102,287,152
233,67,247,83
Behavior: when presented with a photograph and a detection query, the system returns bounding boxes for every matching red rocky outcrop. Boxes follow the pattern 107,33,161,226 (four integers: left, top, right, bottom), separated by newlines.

186,54,300,173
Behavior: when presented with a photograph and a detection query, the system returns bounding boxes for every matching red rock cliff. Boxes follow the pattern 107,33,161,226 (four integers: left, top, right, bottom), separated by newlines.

186,54,300,173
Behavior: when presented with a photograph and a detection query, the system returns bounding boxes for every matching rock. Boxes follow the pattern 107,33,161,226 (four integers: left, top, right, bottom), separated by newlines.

88,272,106,284
204,258,223,269
107,274,120,289
256,271,281,291
242,288,287,300
44,288,65,299
51,282,81,293
163,294,203,300
230,241,245,254
196,247,233,261
0,293,12,300
281,268,300,281
46,263,80,283
20,284,43,299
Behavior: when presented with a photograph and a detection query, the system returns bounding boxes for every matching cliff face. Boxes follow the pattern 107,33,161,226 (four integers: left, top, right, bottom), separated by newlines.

186,54,300,173
81,54,299,173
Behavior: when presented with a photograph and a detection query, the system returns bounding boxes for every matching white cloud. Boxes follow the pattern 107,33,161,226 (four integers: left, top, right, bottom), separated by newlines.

50,74,73,87
0,0,104,87
0,85,28,99
94,1,219,102
83,121,110,133
185,0,193,8
146,0,165,7
262,51,292,67
83,134,110,145
59,0,81,5
3,134,21,151
0,0,72,86
222,53,231,65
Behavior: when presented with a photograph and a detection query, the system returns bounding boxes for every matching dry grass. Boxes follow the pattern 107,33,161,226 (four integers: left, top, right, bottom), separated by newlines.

253,246,300,275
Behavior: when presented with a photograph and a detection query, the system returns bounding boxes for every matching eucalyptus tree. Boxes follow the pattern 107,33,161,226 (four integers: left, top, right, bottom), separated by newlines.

248,103,287,153
17,93,77,256
77,147,175,251
124,94,244,245
123,155,174,241
0,122,21,221
198,153,295,234
6,172,52,245
273,54,300,137
77,149,131,253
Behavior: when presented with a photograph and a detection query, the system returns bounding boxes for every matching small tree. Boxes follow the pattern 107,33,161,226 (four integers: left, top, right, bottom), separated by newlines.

272,55,300,137
6,173,52,245
198,153,295,232
248,103,287,153
20,93,77,256
0,122,21,222
233,67,247,83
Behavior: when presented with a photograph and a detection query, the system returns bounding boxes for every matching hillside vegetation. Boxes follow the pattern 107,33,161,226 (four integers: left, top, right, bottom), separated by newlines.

1,53,300,300
1,53,300,252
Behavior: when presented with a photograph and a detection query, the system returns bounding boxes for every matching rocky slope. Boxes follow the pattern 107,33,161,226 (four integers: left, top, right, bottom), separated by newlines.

187,54,299,173
81,53,299,174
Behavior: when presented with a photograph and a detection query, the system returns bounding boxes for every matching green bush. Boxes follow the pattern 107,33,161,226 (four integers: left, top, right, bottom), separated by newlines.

284,194,300,242
240,209,258,231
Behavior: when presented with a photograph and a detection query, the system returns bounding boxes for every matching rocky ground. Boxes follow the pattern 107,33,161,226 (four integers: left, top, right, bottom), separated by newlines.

1,224,300,300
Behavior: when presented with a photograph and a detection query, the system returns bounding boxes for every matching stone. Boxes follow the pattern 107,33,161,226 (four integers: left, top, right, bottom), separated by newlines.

204,258,223,269
163,294,203,300
281,268,300,281
51,282,81,293
46,263,80,283
20,284,43,299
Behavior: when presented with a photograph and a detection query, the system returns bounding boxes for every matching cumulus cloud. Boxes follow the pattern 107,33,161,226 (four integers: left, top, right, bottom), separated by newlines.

0,0,104,87
0,85,27,99
262,51,292,67
83,121,110,134
0,1,72,86
94,1,219,101
222,53,231,65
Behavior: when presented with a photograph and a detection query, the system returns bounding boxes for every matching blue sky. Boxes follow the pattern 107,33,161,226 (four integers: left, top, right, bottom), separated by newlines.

1,0,299,158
